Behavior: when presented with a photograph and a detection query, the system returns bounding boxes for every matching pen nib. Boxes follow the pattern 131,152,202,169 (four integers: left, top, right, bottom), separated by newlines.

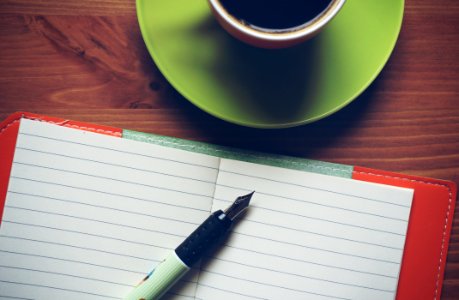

224,191,254,221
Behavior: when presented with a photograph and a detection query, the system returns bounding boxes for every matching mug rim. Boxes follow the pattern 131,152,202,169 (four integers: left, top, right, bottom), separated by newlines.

208,0,346,41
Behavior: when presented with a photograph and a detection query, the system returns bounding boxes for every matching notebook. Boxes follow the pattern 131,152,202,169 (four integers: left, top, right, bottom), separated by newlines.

0,112,456,300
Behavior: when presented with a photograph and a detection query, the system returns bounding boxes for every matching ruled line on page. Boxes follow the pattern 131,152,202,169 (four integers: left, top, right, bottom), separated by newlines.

235,220,402,250
0,236,200,288
0,250,144,275
18,132,218,171
195,284,270,300
0,265,197,287
2,220,176,251
205,247,397,279
0,235,154,262
201,268,394,293
229,220,403,251
12,162,214,200
16,146,217,185
7,191,201,226
227,231,399,264
0,265,134,287
165,292,196,300
0,280,121,299
200,270,352,300
215,185,408,222
195,283,276,300
0,295,34,300
218,169,411,208
214,197,404,236
203,257,396,291
0,278,195,300
5,205,189,239
214,198,404,249
10,176,209,213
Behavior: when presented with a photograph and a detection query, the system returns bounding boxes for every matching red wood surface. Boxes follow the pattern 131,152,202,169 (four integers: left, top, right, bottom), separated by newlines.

0,1,458,298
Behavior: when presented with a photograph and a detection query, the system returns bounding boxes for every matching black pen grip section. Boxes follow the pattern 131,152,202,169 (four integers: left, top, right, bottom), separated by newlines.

175,210,231,267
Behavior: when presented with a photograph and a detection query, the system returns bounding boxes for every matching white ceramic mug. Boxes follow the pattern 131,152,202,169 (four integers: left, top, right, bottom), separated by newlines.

208,0,346,48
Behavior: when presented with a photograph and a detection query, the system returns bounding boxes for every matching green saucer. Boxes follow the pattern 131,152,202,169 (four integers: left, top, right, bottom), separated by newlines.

137,0,404,128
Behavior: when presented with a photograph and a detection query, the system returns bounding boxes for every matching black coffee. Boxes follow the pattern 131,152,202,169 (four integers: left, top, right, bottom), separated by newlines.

219,0,333,32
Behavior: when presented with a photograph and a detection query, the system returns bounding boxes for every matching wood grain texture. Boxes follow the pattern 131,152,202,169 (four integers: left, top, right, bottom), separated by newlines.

0,0,458,298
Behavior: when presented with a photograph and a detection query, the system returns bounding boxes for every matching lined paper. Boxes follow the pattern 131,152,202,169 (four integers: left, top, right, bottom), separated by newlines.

0,119,219,300
0,119,413,300
194,159,413,300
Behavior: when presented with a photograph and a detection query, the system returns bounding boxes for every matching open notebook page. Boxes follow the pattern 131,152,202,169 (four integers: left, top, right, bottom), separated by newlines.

0,118,414,300
0,119,220,300
195,159,413,300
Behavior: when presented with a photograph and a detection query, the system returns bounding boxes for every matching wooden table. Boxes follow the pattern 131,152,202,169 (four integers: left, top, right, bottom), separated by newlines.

0,0,458,298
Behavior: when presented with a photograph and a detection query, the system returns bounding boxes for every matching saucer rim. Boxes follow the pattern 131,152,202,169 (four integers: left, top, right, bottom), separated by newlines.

136,0,405,128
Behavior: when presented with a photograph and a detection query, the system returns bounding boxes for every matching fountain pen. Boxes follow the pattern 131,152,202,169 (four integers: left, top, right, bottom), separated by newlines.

124,192,254,300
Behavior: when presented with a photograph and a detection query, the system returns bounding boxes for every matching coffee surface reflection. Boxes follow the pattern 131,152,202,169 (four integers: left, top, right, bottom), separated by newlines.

219,0,333,32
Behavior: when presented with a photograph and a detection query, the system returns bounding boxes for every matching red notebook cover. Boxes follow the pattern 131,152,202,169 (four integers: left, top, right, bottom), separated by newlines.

0,112,456,300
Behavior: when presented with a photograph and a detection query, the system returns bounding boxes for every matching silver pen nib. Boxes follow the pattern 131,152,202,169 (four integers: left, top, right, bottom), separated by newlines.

224,191,254,221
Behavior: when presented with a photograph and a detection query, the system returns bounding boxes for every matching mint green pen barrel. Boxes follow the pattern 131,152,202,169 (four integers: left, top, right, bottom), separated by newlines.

124,252,189,300
123,210,232,300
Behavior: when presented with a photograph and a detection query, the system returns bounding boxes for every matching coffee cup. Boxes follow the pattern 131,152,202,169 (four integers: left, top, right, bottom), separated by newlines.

208,0,346,48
